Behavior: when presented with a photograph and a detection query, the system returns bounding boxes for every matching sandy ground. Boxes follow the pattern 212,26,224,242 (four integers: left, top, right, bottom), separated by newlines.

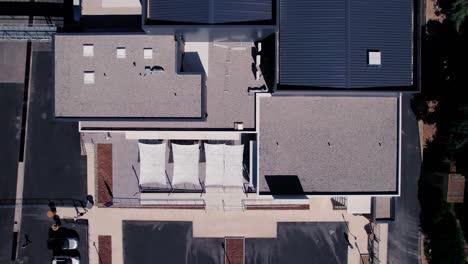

426,0,446,22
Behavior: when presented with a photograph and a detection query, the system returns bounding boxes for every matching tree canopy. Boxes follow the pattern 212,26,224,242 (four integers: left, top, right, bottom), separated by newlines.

449,0,468,31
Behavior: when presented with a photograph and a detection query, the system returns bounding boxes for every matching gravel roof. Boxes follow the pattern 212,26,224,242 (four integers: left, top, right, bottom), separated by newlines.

78,41,262,130
54,34,201,118
259,95,399,194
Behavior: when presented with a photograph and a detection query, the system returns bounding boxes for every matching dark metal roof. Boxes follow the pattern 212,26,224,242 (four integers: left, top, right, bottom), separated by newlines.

148,0,272,24
279,0,413,88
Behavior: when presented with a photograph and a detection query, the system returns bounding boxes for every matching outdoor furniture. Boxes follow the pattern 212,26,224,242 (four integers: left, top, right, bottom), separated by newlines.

138,142,168,188
171,143,201,186
204,143,225,187
204,143,246,189
223,145,245,188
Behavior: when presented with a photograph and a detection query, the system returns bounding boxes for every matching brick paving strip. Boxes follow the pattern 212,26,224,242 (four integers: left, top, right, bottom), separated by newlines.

97,144,113,205
225,237,244,264
98,235,112,264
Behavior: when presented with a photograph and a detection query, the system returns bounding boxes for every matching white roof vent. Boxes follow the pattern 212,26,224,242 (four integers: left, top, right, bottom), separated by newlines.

83,44,94,57
368,50,381,66
143,48,153,59
84,71,95,84
116,47,126,59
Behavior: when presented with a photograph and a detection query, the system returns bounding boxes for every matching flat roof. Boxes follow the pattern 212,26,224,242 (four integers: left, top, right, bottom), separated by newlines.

279,0,413,88
54,34,202,119
147,0,272,24
124,221,346,264
124,221,223,263
259,95,399,194
246,222,347,264
79,41,262,130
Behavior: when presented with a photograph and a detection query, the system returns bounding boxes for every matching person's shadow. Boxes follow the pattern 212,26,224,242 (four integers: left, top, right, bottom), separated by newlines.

343,233,354,249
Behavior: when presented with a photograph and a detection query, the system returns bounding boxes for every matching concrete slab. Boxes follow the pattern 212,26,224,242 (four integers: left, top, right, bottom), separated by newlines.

112,137,140,199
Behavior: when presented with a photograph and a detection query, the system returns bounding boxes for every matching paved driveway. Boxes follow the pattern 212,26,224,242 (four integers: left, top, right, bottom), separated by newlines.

387,94,422,264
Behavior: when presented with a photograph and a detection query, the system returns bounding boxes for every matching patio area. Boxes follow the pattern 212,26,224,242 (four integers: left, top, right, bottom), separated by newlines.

84,133,256,206
54,195,387,264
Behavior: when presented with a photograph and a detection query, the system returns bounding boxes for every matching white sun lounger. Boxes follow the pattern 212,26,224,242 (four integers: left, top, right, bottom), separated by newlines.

204,143,225,187
171,143,200,186
223,145,245,188
138,142,167,187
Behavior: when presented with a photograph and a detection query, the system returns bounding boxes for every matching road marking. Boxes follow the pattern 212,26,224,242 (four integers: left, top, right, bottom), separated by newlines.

13,162,25,233
12,36,34,260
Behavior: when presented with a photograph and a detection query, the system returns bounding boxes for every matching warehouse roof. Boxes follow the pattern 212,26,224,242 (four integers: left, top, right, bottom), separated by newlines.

279,0,413,88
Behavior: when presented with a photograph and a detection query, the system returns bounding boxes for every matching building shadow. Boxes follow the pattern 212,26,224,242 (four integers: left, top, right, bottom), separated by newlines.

265,175,304,195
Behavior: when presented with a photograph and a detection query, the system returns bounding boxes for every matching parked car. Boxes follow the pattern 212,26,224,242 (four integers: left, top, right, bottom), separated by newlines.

47,237,79,250
51,255,80,264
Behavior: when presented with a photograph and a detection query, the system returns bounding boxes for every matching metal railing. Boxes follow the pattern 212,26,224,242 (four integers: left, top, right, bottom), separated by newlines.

138,198,206,208
0,198,86,208
0,0,63,2
241,199,309,210
0,24,56,41
331,196,348,210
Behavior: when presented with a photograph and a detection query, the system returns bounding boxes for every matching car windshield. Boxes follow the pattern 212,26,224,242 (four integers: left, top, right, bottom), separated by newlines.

49,238,68,249
54,258,72,264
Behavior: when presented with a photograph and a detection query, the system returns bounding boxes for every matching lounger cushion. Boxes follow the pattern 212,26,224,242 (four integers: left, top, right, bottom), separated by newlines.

204,143,225,186
171,143,200,186
223,145,244,187
138,142,167,186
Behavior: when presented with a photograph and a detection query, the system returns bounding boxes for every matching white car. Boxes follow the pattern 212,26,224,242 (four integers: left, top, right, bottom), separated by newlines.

51,255,80,264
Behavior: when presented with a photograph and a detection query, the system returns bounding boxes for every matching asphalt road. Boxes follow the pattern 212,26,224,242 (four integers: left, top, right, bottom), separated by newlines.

0,43,26,263
245,222,347,264
16,206,89,264
387,94,422,264
0,83,23,199
0,42,27,199
0,84,21,263
123,221,224,264
22,44,87,201
0,208,15,263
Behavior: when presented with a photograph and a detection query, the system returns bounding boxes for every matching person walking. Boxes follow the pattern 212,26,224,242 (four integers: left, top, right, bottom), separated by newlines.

21,234,32,248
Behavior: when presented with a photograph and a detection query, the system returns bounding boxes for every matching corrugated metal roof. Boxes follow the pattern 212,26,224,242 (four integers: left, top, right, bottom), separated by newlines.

148,0,209,24
148,0,272,24
279,0,413,88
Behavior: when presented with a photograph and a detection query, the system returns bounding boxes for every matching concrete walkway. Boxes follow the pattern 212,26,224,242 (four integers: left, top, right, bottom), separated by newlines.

56,196,383,264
